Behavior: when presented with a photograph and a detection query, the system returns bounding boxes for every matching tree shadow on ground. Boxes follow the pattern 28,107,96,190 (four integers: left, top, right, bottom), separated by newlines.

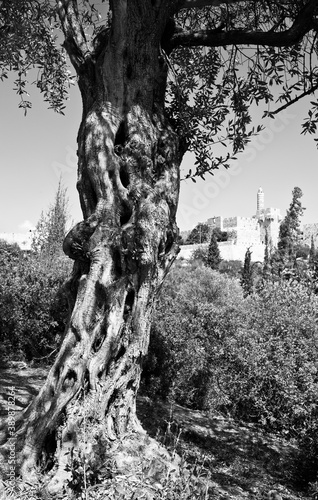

137,397,305,500
0,365,47,418
0,366,308,499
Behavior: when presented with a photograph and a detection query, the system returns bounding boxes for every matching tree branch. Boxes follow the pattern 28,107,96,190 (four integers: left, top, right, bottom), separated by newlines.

172,0,317,48
273,83,318,115
57,0,92,72
178,0,243,8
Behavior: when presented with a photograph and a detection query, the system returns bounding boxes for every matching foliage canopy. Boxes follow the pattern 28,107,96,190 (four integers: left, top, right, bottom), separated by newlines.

1,0,318,177
186,222,210,244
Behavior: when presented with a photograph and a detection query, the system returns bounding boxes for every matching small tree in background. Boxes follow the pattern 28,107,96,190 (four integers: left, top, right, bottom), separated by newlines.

207,231,222,270
241,248,253,297
191,246,208,264
32,179,69,257
186,223,210,244
274,187,305,275
212,227,228,242
262,229,271,280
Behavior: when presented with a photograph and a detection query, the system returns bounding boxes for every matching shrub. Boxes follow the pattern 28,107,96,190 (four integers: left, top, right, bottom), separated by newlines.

219,259,242,278
143,265,318,440
214,281,318,433
0,243,71,363
142,264,245,408
190,246,208,264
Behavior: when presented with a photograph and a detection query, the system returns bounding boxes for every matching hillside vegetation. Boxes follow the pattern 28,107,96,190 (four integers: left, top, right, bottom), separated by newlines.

1,241,318,497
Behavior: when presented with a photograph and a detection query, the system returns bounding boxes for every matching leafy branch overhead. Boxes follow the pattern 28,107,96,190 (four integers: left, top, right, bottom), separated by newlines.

1,0,318,173
167,0,318,178
0,0,75,114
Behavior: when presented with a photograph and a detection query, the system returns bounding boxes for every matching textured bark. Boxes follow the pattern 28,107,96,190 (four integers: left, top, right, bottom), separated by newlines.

8,1,183,492
171,0,317,49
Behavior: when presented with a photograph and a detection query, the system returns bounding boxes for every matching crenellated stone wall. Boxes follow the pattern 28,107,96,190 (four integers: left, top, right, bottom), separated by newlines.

206,194,282,249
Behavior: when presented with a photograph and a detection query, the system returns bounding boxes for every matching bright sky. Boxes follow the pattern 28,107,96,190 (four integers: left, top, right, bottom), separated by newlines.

1,76,318,235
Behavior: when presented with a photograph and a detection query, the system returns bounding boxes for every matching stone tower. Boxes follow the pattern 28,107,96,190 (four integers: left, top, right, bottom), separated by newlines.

255,186,282,246
256,187,264,218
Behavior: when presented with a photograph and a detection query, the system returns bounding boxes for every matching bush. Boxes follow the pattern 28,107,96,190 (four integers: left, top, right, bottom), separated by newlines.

218,281,318,434
142,263,246,408
190,246,208,264
0,242,71,363
143,264,318,440
219,259,242,278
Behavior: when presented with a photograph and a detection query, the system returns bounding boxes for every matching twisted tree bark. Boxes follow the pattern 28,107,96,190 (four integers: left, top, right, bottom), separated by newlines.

11,1,183,492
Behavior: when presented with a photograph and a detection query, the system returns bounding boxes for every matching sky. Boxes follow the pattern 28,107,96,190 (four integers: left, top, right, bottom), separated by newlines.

1,76,318,236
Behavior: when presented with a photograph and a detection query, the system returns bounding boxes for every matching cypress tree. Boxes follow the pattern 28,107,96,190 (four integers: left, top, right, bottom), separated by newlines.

277,187,305,267
309,235,316,267
207,231,222,270
263,228,271,279
241,247,253,296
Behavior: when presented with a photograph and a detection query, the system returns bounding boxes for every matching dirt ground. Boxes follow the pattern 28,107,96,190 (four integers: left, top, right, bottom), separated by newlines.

0,362,311,499
0,362,47,420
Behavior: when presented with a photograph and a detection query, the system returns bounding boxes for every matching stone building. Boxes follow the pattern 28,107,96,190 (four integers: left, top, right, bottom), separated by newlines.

179,187,318,262
206,187,282,249
202,187,282,261
206,215,260,246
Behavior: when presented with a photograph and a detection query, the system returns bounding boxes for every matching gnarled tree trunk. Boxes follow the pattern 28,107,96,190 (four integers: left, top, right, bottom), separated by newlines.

11,1,183,493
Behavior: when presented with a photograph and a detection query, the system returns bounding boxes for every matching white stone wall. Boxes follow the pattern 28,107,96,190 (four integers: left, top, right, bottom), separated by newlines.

222,216,261,246
218,241,265,262
178,242,265,262
268,221,281,247
178,244,208,260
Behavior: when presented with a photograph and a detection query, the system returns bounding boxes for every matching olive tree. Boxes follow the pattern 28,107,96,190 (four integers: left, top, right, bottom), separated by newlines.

1,0,318,493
